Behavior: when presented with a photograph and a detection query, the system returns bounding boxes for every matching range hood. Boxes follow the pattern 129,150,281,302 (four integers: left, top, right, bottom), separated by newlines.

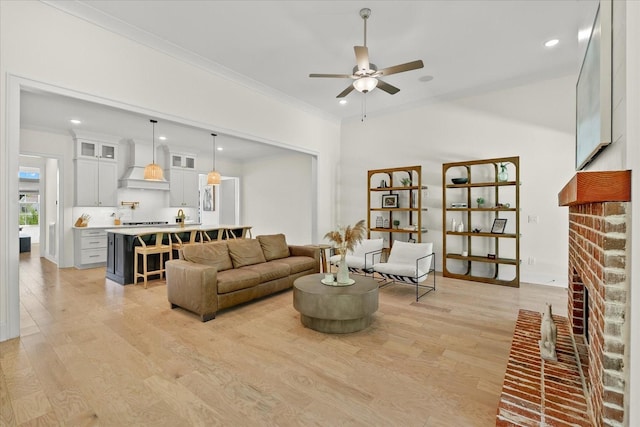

119,140,170,190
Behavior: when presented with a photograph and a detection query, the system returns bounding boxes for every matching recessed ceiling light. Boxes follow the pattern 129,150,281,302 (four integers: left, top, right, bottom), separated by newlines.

339,99,347,105
544,39,559,48
217,147,223,151
158,136,167,141
69,119,82,125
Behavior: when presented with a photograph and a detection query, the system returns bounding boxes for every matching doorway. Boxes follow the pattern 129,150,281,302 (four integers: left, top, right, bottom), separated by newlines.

198,175,240,225
19,155,61,265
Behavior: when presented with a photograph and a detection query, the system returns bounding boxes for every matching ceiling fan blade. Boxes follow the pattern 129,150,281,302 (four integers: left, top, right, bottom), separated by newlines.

337,85,355,98
309,73,353,78
377,60,424,77
376,79,400,95
354,46,370,72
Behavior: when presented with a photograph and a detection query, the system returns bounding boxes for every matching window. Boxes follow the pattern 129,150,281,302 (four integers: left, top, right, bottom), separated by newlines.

19,193,40,225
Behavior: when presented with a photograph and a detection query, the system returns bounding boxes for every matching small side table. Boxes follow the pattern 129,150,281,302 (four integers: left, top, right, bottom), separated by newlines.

308,244,332,273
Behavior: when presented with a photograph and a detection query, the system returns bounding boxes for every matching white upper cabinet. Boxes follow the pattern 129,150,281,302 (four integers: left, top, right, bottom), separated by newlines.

170,153,196,169
166,150,199,207
73,133,120,207
76,139,118,162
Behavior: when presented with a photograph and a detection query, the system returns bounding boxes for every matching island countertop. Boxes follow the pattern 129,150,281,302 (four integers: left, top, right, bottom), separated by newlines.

104,224,251,236
105,225,252,285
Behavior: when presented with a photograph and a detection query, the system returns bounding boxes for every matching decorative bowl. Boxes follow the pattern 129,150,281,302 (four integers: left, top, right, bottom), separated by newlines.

451,177,468,184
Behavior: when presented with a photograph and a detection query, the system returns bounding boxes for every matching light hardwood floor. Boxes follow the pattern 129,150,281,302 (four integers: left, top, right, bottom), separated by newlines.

1,247,567,426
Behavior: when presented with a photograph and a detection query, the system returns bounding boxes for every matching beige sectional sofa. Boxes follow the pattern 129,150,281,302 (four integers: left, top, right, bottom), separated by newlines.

165,234,319,321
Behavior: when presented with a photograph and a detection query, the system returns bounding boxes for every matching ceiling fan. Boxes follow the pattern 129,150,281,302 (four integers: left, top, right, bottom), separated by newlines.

309,8,424,98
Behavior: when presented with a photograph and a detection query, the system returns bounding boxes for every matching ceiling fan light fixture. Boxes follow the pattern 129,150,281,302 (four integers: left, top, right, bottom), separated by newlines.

353,76,378,93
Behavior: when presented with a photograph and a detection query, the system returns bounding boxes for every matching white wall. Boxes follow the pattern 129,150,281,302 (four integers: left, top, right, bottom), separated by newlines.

242,152,315,245
0,1,340,341
340,74,576,286
44,158,59,262
585,2,639,424
624,3,640,424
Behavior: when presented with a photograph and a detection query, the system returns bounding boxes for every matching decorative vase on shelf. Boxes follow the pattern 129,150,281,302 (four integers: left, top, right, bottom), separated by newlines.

498,163,509,182
336,251,351,285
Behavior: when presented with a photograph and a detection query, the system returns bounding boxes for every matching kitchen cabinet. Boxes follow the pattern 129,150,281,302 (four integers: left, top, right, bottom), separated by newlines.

170,153,196,169
166,151,199,207
74,228,108,269
76,139,117,161
74,138,119,207
75,159,118,206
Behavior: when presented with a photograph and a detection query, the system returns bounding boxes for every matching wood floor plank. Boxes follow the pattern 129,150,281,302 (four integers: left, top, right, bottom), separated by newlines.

0,247,569,426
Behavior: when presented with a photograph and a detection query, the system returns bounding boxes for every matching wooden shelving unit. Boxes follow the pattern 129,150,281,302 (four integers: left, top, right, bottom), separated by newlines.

442,156,520,287
367,166,427,249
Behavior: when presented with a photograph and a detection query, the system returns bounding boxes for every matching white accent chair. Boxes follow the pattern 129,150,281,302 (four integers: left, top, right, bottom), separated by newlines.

372,241,436,300
329,238,384,275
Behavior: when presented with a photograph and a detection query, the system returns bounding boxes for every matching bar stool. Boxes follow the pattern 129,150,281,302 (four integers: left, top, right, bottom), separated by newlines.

224,226,253,239
134,232,172,288
171,230,197,259
202,227,225,242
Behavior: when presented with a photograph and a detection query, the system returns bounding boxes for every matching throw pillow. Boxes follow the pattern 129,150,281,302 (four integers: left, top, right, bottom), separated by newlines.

227,239,267,268
256,234,290,261
182,241,233,271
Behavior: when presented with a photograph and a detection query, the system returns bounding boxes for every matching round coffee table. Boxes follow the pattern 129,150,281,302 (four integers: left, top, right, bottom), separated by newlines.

293,273,379,333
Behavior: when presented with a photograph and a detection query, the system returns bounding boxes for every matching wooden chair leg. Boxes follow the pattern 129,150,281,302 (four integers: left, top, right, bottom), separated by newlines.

143,253,148,289
134,251,138,285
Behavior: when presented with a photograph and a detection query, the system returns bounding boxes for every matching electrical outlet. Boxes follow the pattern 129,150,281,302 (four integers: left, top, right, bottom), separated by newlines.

528,256,536,265
528,215,539,224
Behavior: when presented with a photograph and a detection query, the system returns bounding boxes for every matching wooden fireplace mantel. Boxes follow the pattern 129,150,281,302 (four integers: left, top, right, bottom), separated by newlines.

558,170,631,206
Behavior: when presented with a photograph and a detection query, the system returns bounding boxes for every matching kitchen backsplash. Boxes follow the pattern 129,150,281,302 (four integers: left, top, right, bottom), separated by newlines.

72,206,199,227
73,186,200,226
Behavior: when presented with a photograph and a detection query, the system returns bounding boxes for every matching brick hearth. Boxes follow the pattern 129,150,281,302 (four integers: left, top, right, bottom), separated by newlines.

497,310,590,427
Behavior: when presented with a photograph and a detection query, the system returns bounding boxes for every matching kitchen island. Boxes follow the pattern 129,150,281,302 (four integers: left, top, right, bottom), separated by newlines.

105,225,252,285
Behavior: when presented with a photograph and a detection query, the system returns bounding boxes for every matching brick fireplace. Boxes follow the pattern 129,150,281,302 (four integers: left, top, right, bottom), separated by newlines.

558,170,631,426
497,171,631,426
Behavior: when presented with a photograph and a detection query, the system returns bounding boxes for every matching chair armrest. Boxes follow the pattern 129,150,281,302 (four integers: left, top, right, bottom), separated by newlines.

364,249,384,270
166,259,218,319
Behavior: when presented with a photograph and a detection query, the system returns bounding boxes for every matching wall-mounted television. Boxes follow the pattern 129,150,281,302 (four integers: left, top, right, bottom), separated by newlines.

575,3,612,170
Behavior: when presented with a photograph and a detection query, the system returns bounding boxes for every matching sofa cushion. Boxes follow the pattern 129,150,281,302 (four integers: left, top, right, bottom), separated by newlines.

244,261,290,282
216,268,262,294
227,239,267,268
182,241,233,271
256,234,290,261
271,256,317,274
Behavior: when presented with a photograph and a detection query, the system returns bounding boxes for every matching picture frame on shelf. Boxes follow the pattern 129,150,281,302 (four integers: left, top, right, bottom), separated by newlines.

381,194,399,208
491,218,507,234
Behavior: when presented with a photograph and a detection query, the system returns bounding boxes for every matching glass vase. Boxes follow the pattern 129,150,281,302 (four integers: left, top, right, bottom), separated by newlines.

498,165,508,182
336,251,351,285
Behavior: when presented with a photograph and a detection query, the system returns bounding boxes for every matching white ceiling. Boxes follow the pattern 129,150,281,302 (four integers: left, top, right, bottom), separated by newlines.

22,0,598,158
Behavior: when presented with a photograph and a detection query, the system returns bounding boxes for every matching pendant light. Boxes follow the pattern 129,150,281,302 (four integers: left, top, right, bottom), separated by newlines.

143,119,163,181
207,133,221,185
